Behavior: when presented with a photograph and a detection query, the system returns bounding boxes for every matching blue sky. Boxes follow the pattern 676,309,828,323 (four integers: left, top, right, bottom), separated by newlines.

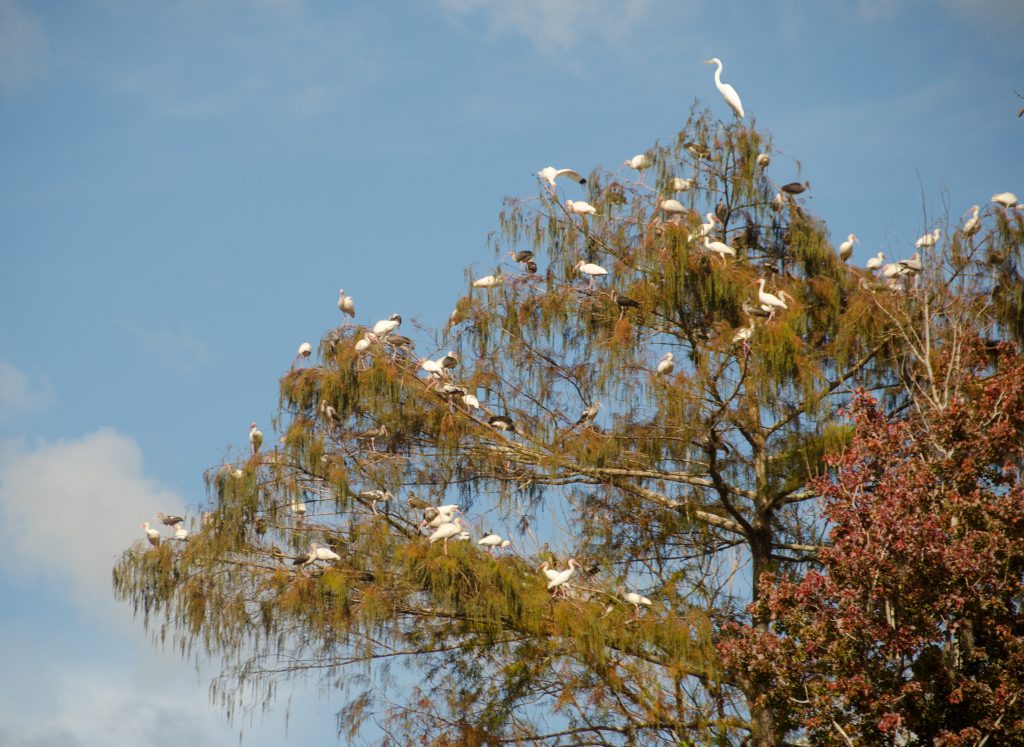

0,1,1021,744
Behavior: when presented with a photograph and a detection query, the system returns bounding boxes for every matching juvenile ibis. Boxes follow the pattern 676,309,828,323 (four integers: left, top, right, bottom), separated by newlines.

756,153,770,168
249,423,263,455
732,318,755,345
373,314,402,336
358,489,394,515
781,181,809,195
156,512,184,528
574,402,601,428
704,57,744,118
526,260,538,274
546,558,580,594
866,252,885,271
683,141,711,159
839,234,857,262
741,300,772,319
509,250,534,265
992,192,1018,208
574,260,608,289
962,205,981,237
338,289,355,318
428,517,465,555
355,424,388,451
489,414,516,432
614,291,641,317
566,199,597,216
703,236,736,264
624,153,651,171
421,504,460,529
669,177,694,192
141,522,161,547
538,166,586,189
472,274,502,288
915,229,940,249
294,342,313,365
656,352,675,375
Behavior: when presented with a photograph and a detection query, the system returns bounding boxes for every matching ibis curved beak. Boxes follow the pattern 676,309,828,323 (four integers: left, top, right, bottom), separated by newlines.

702,59,713,64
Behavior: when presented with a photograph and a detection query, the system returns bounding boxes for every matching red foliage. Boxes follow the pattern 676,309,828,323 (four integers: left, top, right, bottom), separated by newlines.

719,344,1024,745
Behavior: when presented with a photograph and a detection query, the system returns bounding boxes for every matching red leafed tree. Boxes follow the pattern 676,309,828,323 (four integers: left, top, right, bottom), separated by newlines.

719,341,1024,746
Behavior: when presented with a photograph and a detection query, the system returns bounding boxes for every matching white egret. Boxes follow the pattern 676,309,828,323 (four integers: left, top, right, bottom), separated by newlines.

670,177,694,192
689,212,718,242
656,352,674,375
752,279,790,318
992,192,1018,209
866,252,885,271
565,199,597,216
962,205,981,237
703,58,744,118
915,229,940,249
538,166,586,189
539,562,561,584
839,234,858,262
546,558,581,593
337,289,355,318
574,260,608,289
249,423,263,455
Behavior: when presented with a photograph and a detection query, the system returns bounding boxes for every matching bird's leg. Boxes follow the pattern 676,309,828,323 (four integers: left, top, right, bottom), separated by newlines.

443,539,449,556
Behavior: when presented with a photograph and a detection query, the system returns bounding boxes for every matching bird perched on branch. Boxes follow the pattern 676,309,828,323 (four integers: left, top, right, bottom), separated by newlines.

372,314,402,337
141,522,161,548
337,289,355,318
538,166,586,190
781,181,809,195
839,234,858,262
656,352,675,375
156,512,184,528
574,402,601,429
355,424,387,451
704,57,744,118
249,423,263,455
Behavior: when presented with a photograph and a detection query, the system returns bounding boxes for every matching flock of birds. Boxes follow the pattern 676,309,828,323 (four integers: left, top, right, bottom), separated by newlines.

140,57,1019,614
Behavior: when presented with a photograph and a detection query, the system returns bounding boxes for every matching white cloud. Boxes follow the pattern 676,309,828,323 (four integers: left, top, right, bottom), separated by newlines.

0,0,48,95
0,429,188,617
435,0,662,51
0,361,52,421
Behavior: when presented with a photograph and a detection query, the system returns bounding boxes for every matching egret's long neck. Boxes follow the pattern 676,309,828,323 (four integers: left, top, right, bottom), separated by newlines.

713,60,724,86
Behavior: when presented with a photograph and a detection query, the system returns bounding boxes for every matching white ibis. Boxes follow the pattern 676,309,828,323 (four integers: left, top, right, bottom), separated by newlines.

428,517,464,555
477,532,507,553
882,262,900,279
622,591,653,615
756,153,770,168
313,543,341,562
670,177,694,192
538,166,586,189
421,504,460,529
992,192,1018,209
839,234,858,262
489,414,516,433
174,524,189,541
866,252,885,271
249,423,263,455
545,558,580,594
539,562,560,583
656,352,675,375
355,424,387,452
293,546,316,567
290,498,307,517
659,198,686,216
141,522,161,547
781,181,809,195
358,489,394,515
472,274,502,288
574,260,608,289
372,314,402,337
294,342,313,366
915,229,940,249
962,205,981,237
624,153,651,171
420,358,445,378
575,402,600,428
752,279,790,319
337,289,355,318
703,58,744,119
354,334,376,353
703,236,736,263
689,212,718,242
566,199,597,216
156,512,184,528
440,351,458,369
461,393,480,409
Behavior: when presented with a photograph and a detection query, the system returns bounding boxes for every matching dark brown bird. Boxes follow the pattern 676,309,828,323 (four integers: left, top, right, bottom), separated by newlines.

509,250,534,265
781,181,810,195
613,291,641,318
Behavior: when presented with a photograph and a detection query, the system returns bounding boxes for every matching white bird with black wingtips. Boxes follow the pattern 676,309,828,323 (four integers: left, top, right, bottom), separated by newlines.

538,166,586,189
